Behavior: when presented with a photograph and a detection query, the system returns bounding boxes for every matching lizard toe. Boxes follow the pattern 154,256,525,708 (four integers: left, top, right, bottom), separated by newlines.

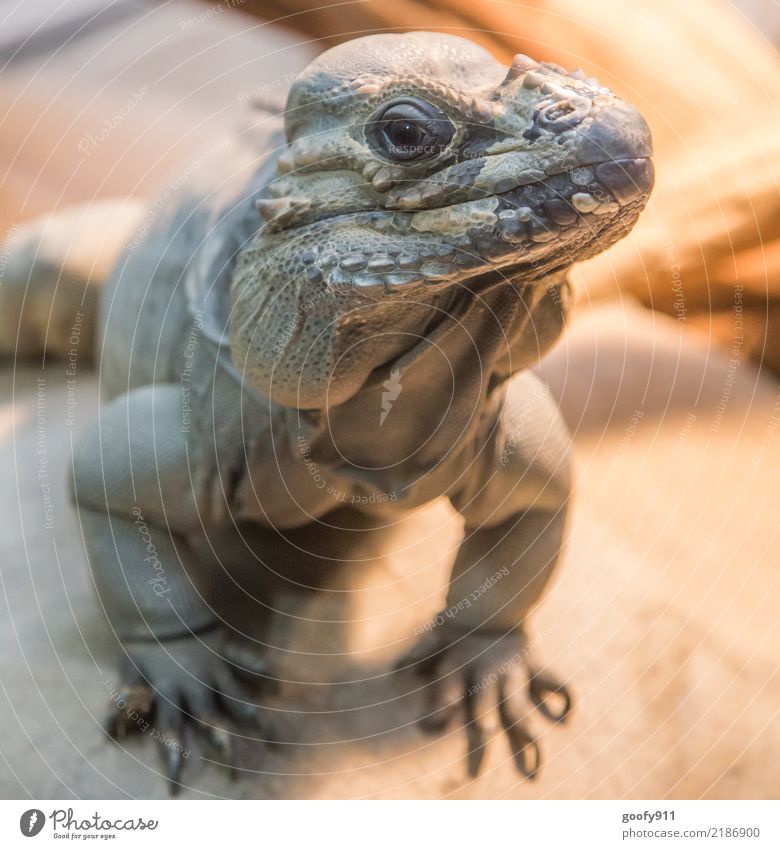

528,668,572,724
154,694,189,796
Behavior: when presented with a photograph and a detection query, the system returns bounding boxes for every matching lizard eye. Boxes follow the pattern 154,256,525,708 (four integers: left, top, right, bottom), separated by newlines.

367,99,454,163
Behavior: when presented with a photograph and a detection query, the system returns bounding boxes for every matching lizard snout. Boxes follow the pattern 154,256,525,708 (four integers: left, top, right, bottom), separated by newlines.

592,157,655,205
574,101,654,168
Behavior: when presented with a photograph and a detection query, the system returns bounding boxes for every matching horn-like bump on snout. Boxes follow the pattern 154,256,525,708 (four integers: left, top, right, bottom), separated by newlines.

503,53,541,82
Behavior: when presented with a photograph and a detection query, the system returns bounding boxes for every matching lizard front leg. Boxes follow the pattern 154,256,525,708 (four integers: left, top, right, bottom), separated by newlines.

397,372,572,779
70,384,273,793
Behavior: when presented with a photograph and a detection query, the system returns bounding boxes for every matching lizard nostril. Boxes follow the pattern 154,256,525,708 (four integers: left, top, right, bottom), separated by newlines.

537,96,590,131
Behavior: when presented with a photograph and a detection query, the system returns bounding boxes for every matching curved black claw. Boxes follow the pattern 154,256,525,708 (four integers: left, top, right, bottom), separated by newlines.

464,686,488,777
396,622,572,782
154,693,190,796
163,742,186,796
528,669,572,724
498,685,541,780
104,631,275,795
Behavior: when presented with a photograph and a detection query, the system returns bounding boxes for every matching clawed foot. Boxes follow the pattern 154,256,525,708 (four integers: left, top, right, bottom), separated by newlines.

395,621,571,780
103,629,276,795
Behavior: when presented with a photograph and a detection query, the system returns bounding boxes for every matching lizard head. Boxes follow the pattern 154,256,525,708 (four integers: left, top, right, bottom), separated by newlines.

230,32,654,408
249,31,653,297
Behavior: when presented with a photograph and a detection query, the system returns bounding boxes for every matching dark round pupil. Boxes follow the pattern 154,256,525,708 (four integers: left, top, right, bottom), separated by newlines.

387,120,423,150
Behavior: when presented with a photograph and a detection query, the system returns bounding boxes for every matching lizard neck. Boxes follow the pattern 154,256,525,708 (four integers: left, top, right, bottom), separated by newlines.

294,271,571,473
230,240,569,413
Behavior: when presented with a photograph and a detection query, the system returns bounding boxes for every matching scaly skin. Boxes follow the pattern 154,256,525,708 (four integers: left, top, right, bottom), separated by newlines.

34,32,652,792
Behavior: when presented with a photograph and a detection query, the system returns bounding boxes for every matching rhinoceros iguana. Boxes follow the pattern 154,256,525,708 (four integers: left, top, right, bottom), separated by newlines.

1,32,653,792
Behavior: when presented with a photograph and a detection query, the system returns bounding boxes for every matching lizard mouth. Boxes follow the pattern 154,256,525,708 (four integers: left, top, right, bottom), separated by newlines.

256,156,653,295
446,155,654,281
401,155,654,260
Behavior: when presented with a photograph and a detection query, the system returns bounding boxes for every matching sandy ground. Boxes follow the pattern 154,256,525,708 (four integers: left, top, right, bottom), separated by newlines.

1,301,778,799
